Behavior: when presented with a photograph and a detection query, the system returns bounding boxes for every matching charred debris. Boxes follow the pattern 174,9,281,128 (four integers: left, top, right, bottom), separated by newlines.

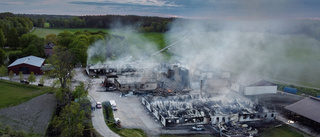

86,62,277,136
87,62,192,95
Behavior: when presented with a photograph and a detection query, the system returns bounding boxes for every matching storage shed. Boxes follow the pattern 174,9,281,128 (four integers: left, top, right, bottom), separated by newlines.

8,55,45,74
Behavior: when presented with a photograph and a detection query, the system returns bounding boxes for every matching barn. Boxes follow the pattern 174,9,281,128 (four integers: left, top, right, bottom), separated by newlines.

8,55,45,74
285,97,320,130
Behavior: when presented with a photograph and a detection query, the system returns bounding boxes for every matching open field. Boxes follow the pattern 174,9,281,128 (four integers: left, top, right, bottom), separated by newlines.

260,125,304,137
32,28,165,48
44,22,50,28
31,28,110,38
0,80,51,109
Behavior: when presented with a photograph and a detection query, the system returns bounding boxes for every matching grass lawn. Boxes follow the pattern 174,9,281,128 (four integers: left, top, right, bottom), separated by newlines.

260,125,304,137
0,80,51,109
102,101,147,137
44,22,50,28
3,49,22,56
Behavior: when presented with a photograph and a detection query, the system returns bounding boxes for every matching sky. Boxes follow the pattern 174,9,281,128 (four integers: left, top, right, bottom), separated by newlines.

0,0,320,19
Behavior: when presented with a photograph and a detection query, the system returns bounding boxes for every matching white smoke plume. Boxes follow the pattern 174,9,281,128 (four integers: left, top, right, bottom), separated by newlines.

165,19,320,87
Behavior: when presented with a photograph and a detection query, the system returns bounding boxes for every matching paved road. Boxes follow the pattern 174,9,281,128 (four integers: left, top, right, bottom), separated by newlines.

88,76,163,136
91,107,120,137
29,27,36,32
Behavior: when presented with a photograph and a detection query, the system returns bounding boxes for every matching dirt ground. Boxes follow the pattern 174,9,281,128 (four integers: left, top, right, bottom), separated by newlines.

0,93,56,135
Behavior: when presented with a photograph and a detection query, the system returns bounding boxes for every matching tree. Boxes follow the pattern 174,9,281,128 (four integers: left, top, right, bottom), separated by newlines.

52,83,91,137
19,33,30,49
0,65,7,79
7,28,19,49
48,46,74,90
17,27,29,36
28,72,36,84
23,44,38,56
45,34,58,45
0,48,5,66
52,101,86,137
20,34,45,57
0,29,5,48
19,71,24,81
38,18,45,28
8,70,14,81
39,75,45,85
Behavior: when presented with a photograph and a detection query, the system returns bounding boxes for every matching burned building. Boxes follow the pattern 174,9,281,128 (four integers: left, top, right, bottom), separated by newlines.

97,63,191,95
114,77,157,92
86,63,140,76
98,62,191,94
190,68,231,94
142,92,276,127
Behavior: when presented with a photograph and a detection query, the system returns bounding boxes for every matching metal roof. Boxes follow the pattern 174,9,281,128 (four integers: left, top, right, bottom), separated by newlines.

248,80,277,86
8,55,45,67
285,97,320,123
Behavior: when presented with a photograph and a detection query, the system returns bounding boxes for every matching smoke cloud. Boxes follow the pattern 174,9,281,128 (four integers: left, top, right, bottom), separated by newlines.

87,19,320,87
165,19,320,87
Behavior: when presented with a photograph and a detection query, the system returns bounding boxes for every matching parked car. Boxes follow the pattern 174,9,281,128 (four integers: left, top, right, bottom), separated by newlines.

96,102,102,108
110,100,117,111
192,125,205,131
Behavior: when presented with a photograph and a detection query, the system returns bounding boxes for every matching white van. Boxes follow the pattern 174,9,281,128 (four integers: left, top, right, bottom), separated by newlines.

110,100,117,111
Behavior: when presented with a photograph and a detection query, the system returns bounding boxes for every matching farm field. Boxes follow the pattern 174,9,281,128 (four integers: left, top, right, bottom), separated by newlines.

31,28,110,38
32,28,166,51
0,80,51,109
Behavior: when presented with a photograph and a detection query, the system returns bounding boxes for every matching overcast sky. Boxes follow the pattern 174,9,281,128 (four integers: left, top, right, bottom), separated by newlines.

0,0,320,19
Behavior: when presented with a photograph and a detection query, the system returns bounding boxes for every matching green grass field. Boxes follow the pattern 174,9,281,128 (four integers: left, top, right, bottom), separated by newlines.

44,22,50,28
260,125,304,137
31,28,110,38
0,80,51,109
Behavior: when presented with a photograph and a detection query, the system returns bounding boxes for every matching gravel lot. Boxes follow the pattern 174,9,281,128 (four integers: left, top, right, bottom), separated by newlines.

0,93,56,135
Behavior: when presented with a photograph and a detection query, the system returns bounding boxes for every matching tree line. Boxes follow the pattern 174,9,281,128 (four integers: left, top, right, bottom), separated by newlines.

0,12,34,50
0,12,35,66
20,14,175,32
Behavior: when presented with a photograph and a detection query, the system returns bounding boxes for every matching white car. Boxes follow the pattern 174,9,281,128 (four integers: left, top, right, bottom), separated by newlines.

192,125,205,131
96,102,102,108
